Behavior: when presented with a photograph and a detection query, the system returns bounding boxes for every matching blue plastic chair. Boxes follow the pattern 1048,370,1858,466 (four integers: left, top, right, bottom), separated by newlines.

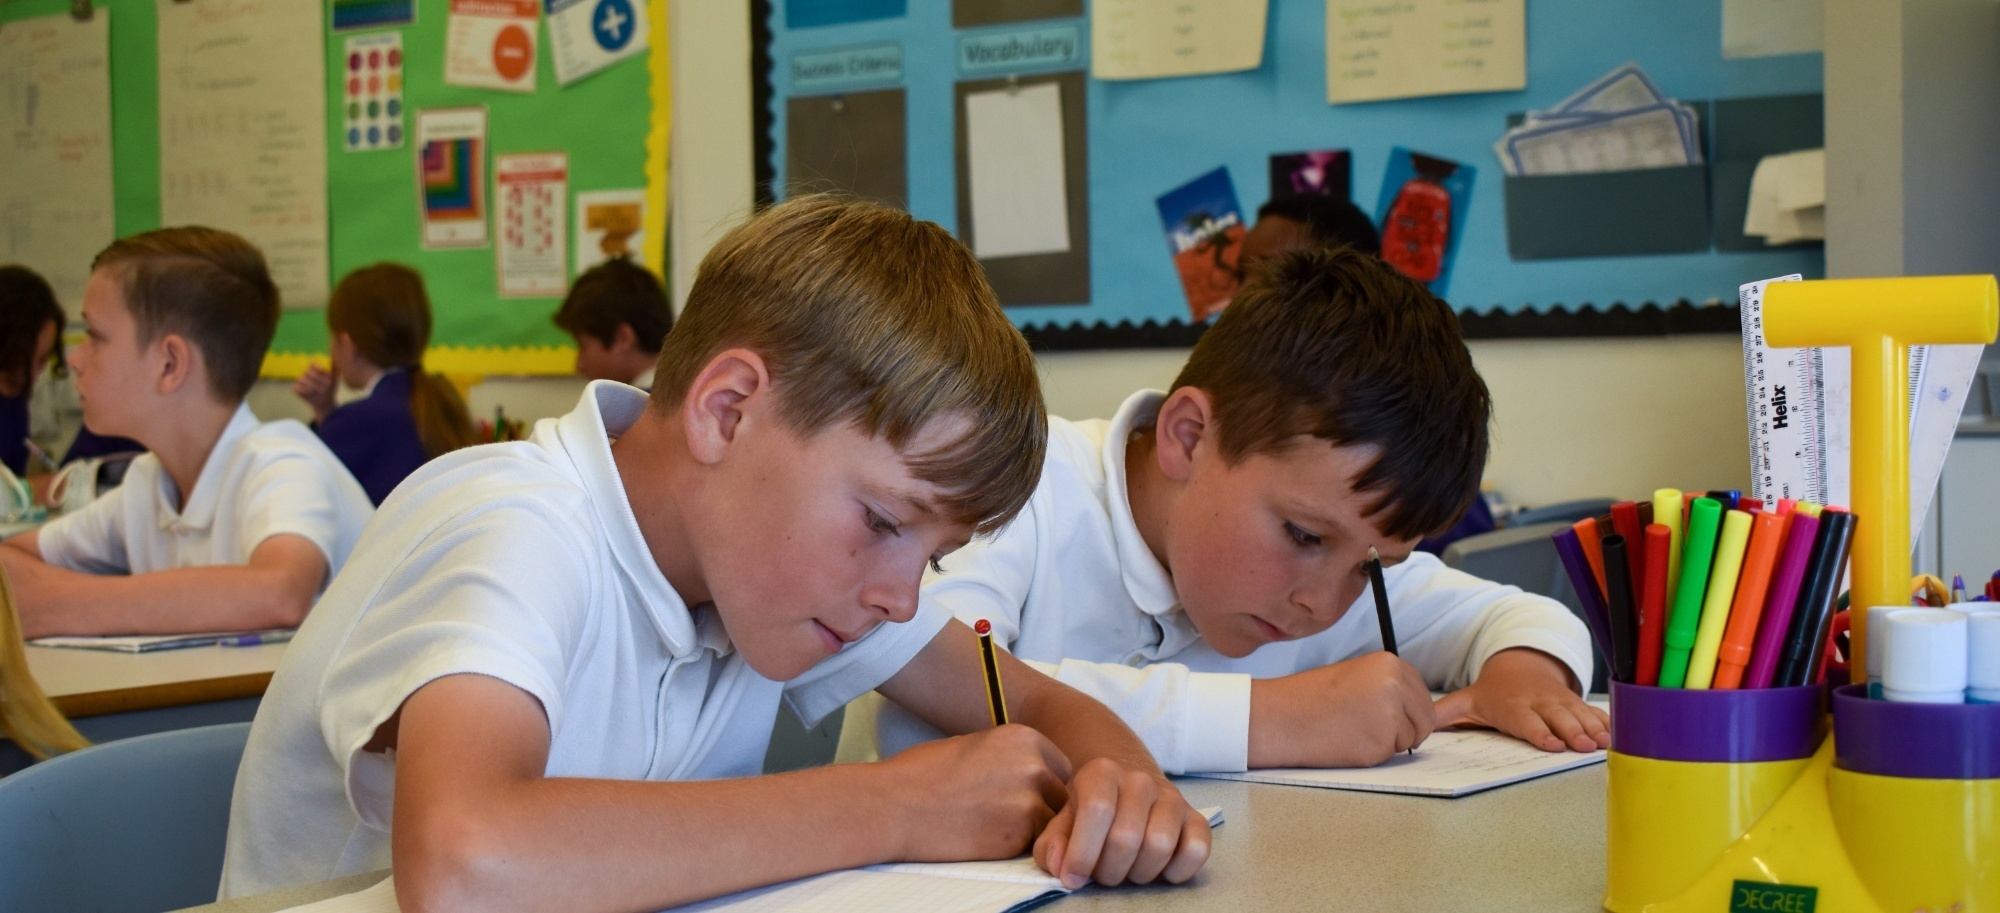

0,722,250,913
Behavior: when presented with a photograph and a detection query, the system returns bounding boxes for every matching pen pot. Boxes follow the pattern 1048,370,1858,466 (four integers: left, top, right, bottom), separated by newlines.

1604,681,1825,913
1827,685,2000,911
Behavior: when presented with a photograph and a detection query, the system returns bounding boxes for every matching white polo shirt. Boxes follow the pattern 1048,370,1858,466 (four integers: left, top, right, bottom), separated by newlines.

219,381,951,899
853,390,1592,775
36,403,372,586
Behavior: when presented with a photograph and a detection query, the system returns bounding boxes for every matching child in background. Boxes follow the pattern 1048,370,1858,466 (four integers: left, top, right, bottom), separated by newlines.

292,264,476,504
0,266,67,478
1235,192,1382,274
851,247,1606,775
222,197,1209,908
0,227,374,639
553,256,673,388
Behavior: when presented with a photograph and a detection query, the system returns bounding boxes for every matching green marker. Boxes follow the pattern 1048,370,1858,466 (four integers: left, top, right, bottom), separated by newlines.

1658,497,1723,688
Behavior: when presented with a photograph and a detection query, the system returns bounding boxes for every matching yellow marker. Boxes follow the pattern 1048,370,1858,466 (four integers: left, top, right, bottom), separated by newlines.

1685,510,1753,689
1765,276,1998,677
1652,489,1685,610
1797,501,1823,518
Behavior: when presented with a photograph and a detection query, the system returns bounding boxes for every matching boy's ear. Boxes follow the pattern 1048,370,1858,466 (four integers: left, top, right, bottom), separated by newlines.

681,347,769,465
154,333,201,398
611,322,639,354
1153,387,1214,483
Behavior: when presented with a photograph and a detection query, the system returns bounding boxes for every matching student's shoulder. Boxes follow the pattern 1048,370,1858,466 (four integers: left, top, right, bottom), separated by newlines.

380,440,597,531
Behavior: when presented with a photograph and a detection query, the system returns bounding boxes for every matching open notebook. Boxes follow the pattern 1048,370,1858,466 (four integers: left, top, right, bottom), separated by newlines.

1186,727,1605,798
279,807,1223,913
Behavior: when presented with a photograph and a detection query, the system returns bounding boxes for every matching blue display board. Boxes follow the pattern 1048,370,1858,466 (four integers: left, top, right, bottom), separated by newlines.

765,0,1825,333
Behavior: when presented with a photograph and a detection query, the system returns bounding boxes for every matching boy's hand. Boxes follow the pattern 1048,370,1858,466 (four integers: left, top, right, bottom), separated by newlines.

877,723,1073,864
1432,647,1610,752
1248,651,1435,768
292,363,338,423
1033,757,1209,889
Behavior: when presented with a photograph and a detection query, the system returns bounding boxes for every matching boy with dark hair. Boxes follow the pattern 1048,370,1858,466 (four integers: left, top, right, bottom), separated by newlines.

1236,192,1382,274
553,256,673,387
222,197,1209,908
852,246,1605,774
0,228,374,638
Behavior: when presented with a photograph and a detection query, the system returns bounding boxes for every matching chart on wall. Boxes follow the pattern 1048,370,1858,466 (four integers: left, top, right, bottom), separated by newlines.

158,0,330,310
0,11,115,315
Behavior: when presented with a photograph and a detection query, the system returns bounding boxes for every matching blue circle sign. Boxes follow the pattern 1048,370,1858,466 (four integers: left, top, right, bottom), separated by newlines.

593,0,635,52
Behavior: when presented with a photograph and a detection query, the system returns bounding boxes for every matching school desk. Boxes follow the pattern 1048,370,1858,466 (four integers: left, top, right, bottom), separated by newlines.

169,763,1610,913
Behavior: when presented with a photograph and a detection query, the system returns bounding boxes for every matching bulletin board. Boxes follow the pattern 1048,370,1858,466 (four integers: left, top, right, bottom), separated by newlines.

0,0,668,375
761,0,1827,344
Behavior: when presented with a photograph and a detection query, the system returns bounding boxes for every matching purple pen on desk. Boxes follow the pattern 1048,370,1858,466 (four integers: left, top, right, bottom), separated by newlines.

220,630,296,648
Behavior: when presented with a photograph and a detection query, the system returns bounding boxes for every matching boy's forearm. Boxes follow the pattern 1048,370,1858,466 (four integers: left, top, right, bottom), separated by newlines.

7,552,319,639
1011,672,1159,774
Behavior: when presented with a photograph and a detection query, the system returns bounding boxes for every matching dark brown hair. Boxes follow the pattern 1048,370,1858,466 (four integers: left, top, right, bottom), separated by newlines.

328,263,476,459
1171,246,1490,540
553,256,672,352
91,227,278,402
0,265,66,392
654,195,1045,535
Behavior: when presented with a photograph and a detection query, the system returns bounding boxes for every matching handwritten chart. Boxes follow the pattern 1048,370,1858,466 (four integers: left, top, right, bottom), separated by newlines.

1326,0,1525,105
1092,0,1266,81
0,11,115,314
157,0,330,309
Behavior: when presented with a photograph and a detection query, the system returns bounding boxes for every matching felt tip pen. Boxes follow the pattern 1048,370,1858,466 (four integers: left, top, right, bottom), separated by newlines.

1685,510,1753,690
1552,528,1614,670
1599,534,1638,684
1608,501,1645,604
973,619,1009,726
219,630,295,648
1636,524,1672,686
1652,489,1686,615
1711,511,1785,690
1658,497,1723,688
1572,518,1609,603
1775,511,1856,687
1743,511,1822,689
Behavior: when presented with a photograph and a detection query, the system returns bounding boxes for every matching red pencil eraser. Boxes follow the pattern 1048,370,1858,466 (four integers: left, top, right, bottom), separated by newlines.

974,619,991,635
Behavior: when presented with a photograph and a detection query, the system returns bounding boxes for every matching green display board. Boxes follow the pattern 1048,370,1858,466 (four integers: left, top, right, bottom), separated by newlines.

0,0,656,362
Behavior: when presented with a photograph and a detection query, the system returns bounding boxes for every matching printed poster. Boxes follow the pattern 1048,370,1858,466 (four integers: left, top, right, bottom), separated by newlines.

495,152,568,297
546,0,649,86
445,0,538,93
0,11,115,314
331,0,417,32
1374,148,1473,297
1326,0,1526,104
1270,149,1351,200
1155,168,1245,323
158,0,330,309
575,188,647,271
962,82,1070,260
415,107,489,249
342,33,405,151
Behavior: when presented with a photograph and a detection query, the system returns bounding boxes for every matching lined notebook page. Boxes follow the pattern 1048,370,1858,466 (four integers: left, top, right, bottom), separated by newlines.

1187,728,1605,797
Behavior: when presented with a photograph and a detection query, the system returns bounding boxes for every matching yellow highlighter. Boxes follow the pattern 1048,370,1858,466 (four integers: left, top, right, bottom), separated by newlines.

1685,509,1753,689
1652,489,1685,610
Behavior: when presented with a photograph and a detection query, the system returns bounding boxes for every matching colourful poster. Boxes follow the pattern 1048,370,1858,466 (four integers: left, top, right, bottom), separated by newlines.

495,152,568,297
574,188,647,272
1155,168,1245,323
1373,147,1473,297
415,107,489,249
445,0,538,93
545,0,649,86
1269,149,1351,200
331,0,417,32
342,33,405,152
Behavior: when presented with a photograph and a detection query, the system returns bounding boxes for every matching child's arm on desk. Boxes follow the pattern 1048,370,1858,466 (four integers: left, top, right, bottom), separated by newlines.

0,530,326,638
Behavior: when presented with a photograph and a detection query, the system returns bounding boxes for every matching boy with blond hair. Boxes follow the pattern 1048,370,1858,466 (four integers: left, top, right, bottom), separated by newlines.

0,228,373,638
221,197,1210,909
853,247,1607,774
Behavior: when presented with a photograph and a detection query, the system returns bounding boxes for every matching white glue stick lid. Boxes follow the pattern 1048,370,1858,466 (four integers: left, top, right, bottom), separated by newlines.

1864,605,1903,679
1967,610,2000,692
1882,609,1969,697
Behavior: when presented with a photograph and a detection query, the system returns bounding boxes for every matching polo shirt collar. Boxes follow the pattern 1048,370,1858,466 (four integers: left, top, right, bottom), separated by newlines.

553,381,728,660
159,403,259,532
1102,389,1205,660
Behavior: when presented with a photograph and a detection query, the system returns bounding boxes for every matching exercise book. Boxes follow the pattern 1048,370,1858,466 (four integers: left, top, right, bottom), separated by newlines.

275,807,1224,913
1187,727,1605,798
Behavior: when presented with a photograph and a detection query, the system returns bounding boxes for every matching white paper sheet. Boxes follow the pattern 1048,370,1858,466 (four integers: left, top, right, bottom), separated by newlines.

546,0,649,86
574,188,648,271
445,0,539,93
963,83,1070,260
494,152,568,297
1091,0,1267,81
0,11,115,315
156,0,330,309
1743,149,1825,244
1189,728,1604,797
1326,0,1526,105
1723,0,1823,59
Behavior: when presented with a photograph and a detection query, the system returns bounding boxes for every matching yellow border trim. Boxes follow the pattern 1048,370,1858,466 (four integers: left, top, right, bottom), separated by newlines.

263,346,577,380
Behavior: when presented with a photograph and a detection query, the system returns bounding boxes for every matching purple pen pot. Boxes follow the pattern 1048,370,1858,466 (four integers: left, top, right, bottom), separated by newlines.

1831,684,2000,779
1610,681,1826,763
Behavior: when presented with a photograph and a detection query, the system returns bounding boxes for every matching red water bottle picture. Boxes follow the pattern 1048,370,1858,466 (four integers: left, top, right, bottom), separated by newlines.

1379,153,1459,284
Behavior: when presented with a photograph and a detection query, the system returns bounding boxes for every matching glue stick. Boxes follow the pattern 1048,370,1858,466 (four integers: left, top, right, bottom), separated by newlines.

1881,609,1968,704
1967,611,2000,704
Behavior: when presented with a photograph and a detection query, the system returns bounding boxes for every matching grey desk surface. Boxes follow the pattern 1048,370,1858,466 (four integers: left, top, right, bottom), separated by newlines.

175,765,1608,913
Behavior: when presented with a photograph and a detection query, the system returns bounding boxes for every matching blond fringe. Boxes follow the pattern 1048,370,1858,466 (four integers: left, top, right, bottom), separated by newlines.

0,563,89,763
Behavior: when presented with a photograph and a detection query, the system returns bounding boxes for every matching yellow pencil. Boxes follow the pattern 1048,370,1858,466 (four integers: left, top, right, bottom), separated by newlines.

974,619,1008,726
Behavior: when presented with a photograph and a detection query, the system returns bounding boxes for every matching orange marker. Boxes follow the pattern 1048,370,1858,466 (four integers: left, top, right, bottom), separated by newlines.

1711,511,1787,689
1572,517,1608,600
974,619,1009,726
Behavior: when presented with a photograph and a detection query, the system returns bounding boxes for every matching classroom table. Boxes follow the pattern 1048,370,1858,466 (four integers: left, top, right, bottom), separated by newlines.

172,763,1610,913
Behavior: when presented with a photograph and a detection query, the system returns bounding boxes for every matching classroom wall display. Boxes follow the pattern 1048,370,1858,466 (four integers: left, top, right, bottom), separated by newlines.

343,32,407,151
0,10,115,317
158,0,331,311
1325,0,1526,105
415,106,490,248
332,0,418,33
954,0,1080,30
1092,0,1267,81
546,0,648,86
444,0,538,93
0,0,667,369
1375,148,1472,296
953,71,1090,307
494,151,566,296
762,0,1824,344
785,89,907,208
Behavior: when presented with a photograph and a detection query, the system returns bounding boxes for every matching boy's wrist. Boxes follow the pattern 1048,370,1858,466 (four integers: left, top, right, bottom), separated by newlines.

1246,678,1300,768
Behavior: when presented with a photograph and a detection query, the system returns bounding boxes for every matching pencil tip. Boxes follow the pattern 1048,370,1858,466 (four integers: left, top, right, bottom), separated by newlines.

1368,545,1380,562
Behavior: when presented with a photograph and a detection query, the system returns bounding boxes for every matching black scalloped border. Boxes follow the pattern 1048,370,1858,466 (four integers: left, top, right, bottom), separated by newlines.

1018,300,1738,351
